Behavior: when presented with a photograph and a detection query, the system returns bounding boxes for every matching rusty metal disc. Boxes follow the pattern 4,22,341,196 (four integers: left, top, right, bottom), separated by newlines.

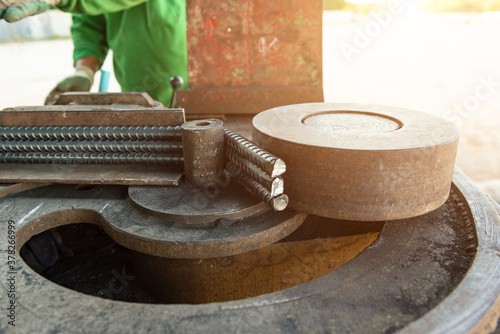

252,103,460,221
128,180,268,224
104,201,307,259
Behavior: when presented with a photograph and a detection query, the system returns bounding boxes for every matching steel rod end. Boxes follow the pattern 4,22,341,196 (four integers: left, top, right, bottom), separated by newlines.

272,159,286,178
270,194,289,211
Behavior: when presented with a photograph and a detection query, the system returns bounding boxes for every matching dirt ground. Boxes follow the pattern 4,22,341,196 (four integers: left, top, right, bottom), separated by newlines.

0,10,499,200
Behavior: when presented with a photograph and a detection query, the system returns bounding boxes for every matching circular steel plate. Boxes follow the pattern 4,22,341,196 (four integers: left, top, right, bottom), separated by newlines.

129,180,267,224
252,103,460,221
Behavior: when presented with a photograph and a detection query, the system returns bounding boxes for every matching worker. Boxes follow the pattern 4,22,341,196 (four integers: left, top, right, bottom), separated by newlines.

1,0,189,106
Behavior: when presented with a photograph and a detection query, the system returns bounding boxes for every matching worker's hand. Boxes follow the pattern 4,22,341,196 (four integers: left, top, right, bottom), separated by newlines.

1,0,60,23
45,65,95,105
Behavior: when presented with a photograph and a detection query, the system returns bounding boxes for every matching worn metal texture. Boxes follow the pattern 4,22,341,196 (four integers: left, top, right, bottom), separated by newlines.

182,119,225,185
0,168,499,333
0,183,306,259
128,179,268,224
253,103,460,221
54,92,163,108
0,164,183,185
179,0,323,114
185,0,322,88
0,105,185,126
178,86,324,115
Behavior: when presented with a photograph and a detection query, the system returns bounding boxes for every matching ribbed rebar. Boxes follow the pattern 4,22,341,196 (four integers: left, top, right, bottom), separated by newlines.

226,161,288,211
0,152,183,165
0,126,182,142
226,148,283,196
0,140,183,153
224,129,286,178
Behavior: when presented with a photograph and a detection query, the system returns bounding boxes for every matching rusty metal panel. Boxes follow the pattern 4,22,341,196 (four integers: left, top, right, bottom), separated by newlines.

0,105,185,127
178,86,324,115
182,0,323,114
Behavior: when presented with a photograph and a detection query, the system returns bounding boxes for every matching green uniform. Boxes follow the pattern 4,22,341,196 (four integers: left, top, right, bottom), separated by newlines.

61,0,188,105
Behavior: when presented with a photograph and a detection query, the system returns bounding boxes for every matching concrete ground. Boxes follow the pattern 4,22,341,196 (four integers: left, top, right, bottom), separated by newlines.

0,9,499,200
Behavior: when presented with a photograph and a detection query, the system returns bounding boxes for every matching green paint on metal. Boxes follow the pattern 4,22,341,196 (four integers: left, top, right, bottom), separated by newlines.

232,68,244,78
295,12,307,26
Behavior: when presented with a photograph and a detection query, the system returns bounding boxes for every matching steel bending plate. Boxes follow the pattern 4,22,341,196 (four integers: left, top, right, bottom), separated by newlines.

252,103,460,221
129,181,267,224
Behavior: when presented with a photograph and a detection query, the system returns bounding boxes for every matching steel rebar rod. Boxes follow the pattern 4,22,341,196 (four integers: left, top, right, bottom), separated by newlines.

224,129,286,178
226,161,288,211
225,148,283,196
0,126,182,142
0,152,183,165
0,140,183,154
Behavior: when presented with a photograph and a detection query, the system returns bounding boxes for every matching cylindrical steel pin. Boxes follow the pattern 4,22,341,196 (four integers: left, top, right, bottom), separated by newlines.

182,119,224,185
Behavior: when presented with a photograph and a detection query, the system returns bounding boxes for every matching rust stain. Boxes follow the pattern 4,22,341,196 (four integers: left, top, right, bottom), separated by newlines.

185,0,322,88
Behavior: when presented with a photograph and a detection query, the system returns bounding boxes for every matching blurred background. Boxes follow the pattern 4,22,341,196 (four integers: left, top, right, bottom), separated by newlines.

0,0,499,198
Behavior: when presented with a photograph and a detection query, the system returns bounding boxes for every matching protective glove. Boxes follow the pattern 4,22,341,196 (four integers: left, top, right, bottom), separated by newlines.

1,0,60,23
45,65,95,105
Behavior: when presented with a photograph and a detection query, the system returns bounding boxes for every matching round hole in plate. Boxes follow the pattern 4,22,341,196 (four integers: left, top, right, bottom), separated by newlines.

302,111,403,134
195,121,211,127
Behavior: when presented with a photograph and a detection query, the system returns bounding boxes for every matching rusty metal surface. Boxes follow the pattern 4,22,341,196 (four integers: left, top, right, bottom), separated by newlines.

253,103,460,221
178,86,324,115
180,0,323,114
0,164,183,185
181,119,225,185
0,105,185,126
185,1,322,88
54,92,163,108
128,180,267,224
0,168,499,333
